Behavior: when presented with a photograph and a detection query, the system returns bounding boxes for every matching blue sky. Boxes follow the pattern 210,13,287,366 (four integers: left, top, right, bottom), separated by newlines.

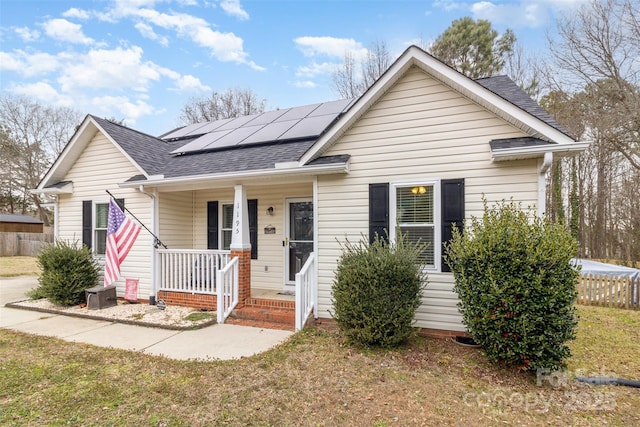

0,0,588,136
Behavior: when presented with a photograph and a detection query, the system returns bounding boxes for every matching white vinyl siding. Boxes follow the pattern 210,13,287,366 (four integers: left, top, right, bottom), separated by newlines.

316,65,540,332
57,132,153,298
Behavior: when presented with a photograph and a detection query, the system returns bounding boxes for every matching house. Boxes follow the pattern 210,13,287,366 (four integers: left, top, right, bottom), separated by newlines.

34,46,588,334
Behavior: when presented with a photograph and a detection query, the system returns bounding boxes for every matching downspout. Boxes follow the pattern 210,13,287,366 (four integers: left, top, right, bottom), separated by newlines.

139,185,158,304
537,152,553,218
313,176,319,319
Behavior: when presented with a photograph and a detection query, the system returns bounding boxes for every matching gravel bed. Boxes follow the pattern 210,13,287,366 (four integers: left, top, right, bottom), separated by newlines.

10,298,216,329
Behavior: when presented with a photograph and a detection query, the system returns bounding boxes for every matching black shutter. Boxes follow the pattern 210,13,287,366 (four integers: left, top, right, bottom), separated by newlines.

207,201,218,249
248,199,258,259
82,200,92,249
441,179,465,272
369,183,389,244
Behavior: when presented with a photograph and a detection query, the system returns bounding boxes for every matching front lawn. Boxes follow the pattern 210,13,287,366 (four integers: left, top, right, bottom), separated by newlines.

0,256,40,277
1,305,638,426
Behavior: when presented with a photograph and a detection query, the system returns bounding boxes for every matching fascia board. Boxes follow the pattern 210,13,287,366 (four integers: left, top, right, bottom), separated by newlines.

118,162,349,189
492,141,590,161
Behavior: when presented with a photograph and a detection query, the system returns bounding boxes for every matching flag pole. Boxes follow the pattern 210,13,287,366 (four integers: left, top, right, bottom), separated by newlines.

105,190,167,249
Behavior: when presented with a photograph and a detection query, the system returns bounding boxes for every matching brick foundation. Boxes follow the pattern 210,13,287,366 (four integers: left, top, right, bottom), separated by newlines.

156,291,217,310
231,249,251,307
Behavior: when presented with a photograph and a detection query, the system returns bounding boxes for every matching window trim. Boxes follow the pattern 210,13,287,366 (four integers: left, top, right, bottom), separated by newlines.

220,201,233,250
93,200,110,256
390,180,442,271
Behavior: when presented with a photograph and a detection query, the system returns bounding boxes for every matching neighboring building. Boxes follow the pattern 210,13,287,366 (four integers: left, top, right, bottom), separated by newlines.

34,46,588,333
0,214,44,233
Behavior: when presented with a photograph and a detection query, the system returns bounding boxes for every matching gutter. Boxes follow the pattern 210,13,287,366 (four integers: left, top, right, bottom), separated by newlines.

118,162,349,189
492,141,590,161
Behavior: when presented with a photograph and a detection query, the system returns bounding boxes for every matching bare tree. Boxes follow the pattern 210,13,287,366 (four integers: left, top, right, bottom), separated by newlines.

504,42,542,99
0,95,83,223
550,0,640,169
332,40,392,99
179,87,266,124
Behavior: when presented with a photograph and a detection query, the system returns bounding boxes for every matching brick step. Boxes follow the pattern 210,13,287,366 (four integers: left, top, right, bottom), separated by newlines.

245,297,295,310
229,305,295,331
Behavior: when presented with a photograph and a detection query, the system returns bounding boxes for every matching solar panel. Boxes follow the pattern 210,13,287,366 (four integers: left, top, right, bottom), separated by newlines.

277,114,337,140
162,122,210,140
308,99,352,117
189,117,235,135
241,120,299,145
170,129,232,153
275,103,321,121
206,125,265,149
246,109,290,126
216,114,261,130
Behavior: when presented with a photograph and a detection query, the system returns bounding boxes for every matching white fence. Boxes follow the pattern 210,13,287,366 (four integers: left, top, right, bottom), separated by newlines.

216,256,239,324
295,252,317,331
577,274,639,310
157,249,230,294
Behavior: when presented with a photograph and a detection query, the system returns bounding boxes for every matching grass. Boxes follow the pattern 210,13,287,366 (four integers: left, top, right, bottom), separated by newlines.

185,312,214,322
1,306,639,426
0,256,40,277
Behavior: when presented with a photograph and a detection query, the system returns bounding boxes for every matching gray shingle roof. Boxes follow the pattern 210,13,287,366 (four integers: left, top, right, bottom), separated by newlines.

490,137,556,151
90,116,172,175
475,75,571,138
0,214,43,224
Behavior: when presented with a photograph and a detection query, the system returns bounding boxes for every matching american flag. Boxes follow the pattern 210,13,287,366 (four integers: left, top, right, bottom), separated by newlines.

104,199,141,286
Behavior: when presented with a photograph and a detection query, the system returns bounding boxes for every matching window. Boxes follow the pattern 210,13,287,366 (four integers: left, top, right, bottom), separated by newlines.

94,202,109,255
395,184,436,267
221,203,234,250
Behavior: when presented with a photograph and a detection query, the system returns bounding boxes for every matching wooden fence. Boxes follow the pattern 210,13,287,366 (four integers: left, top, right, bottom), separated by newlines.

576,274,640,310
0,232,54,257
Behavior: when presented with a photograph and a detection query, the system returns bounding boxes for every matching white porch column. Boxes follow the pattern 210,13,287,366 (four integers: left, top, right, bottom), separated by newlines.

230,184,252,306
230,184,251,251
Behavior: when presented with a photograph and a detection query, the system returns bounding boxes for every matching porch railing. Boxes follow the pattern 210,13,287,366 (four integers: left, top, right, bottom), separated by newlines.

158,249,230,294
216,256,239,323
295,252,317,331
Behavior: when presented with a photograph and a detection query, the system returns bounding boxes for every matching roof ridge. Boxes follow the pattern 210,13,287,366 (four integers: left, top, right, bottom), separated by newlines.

89,115,169,144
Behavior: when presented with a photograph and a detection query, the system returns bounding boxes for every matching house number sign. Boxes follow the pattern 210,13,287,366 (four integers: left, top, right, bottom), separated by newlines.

264,226,276,234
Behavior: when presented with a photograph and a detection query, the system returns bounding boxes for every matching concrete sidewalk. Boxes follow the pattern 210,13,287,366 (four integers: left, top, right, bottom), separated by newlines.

0,276,293,361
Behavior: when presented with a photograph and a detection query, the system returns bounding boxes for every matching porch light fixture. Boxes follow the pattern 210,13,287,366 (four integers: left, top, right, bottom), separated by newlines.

411,186,427,195
266,206,275,216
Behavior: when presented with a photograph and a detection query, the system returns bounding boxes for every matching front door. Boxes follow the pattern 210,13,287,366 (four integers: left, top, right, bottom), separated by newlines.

285,199,313,287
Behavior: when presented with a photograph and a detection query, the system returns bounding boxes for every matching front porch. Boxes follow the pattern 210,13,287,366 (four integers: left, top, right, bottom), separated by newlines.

155,248,316,331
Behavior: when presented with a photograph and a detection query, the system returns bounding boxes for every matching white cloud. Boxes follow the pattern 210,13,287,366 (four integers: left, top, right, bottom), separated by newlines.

42,18,94,44
135,22,169,46
14,27,40,42
294,36,368,59
220,0,249,20
57,46,161,92
432,0,464,12
175,74,211,92
8,81,69,105
293,80,316,89
91,95,159,125
471,1,547,27
0,50,61,77
62,8,90,20
95,1,262,69
295,62,337,78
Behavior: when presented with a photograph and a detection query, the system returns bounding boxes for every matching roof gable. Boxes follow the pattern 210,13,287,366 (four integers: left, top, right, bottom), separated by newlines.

300,45,580,165
37,115,162,191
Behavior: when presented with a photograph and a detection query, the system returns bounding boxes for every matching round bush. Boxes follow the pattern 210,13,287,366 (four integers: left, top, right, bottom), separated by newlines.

445,200,579,371
331,234,428,347
37,240,100,306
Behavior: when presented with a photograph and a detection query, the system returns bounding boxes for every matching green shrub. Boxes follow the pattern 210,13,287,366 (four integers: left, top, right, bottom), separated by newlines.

445,200,579,371
331,233,428,347
36,240,100,306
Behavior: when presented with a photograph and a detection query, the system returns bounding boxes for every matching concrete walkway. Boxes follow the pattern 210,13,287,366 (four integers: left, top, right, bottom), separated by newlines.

0,276,293,361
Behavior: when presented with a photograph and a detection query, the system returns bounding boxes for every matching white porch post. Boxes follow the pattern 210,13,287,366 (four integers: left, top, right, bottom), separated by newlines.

230,184,252,306
230,184,251,251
